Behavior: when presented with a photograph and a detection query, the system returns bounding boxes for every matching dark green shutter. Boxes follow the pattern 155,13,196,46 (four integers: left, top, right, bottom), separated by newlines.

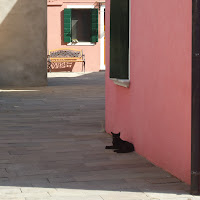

64,9,72,43
110,0,129,79
91,9,98,43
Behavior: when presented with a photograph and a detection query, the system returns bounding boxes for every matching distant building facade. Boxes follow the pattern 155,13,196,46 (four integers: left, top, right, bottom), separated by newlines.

47,0,105,72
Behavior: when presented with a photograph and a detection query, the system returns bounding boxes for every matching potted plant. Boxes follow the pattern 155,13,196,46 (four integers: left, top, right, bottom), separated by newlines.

72,39,79,44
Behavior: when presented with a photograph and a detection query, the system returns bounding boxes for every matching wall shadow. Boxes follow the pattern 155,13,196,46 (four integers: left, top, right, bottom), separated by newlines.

61,10,68,46
48,62,75,72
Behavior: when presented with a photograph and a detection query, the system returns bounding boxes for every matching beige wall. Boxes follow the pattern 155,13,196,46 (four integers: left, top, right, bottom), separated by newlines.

0,0,47,87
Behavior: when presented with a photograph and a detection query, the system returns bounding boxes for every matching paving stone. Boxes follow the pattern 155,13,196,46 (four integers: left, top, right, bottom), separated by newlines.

101,192,149,200
0,192,50,198
0,72,194,199
144,191,193,199
25,195,103,200
0,198,25,200
0,187,21,194
48,190,86,197
20,187,57,193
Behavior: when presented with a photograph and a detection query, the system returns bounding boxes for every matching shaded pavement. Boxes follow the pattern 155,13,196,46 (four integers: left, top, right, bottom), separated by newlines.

0,72,197,200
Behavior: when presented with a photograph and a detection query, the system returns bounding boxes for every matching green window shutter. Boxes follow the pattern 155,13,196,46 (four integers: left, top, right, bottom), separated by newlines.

91,9,98,43
64,9,72,43
110,0,129,79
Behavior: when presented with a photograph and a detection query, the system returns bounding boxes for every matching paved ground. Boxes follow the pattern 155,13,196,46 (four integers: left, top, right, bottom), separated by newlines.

0,72,198,200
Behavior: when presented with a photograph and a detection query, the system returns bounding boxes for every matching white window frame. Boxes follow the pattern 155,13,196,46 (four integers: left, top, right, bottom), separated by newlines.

67,5,94,9
67,5,96,46
110,0,131,88
100,5,105,70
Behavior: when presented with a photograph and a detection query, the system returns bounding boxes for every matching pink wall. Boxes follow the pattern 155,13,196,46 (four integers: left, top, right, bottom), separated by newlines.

105,0,192,184
47,1,104,72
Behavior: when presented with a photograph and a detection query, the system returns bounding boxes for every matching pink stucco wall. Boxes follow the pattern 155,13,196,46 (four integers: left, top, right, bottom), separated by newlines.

47,0,104,72
105,0,192,184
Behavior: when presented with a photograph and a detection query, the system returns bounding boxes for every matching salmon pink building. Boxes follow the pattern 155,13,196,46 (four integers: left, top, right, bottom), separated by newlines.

105,0,200,194
47,0,105,72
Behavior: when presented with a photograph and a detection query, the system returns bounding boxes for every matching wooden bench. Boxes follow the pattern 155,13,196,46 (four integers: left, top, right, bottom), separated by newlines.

47,48,85,72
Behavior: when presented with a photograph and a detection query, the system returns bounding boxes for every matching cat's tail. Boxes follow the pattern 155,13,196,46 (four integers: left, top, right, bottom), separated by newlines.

105,146,117,149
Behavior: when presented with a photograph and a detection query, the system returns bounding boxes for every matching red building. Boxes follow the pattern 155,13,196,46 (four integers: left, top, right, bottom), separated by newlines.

105,0,200,194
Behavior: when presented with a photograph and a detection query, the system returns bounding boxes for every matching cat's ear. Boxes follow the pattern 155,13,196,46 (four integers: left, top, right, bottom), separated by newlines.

111,132,114,135
118,132,121,136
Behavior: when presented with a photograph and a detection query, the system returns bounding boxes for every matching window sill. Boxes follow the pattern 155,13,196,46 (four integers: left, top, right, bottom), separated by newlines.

67,42,95,46
110,78,130,88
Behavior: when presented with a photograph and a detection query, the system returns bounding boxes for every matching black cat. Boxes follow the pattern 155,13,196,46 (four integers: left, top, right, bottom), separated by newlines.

105,132,135,153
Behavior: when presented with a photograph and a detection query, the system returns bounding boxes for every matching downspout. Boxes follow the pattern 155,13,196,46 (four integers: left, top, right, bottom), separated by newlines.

191,0,200,195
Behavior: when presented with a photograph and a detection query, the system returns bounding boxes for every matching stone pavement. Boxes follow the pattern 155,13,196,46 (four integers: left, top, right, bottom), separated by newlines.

0,72,198,200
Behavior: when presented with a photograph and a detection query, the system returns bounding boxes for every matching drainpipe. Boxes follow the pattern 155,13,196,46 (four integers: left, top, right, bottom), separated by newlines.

191,0,200,195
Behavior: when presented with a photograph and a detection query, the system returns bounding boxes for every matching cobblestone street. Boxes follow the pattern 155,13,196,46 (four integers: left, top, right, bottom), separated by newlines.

0,72,197,200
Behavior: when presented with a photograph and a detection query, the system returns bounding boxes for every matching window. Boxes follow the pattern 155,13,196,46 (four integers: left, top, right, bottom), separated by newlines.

72,9,91,42
64,8,98,44
110,0,129,80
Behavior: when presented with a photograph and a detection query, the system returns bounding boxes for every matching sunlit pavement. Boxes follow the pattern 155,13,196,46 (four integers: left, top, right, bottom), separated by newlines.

0,72,197,200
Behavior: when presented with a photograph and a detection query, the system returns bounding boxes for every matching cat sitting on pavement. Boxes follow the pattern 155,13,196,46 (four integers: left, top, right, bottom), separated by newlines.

105,132,135,153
